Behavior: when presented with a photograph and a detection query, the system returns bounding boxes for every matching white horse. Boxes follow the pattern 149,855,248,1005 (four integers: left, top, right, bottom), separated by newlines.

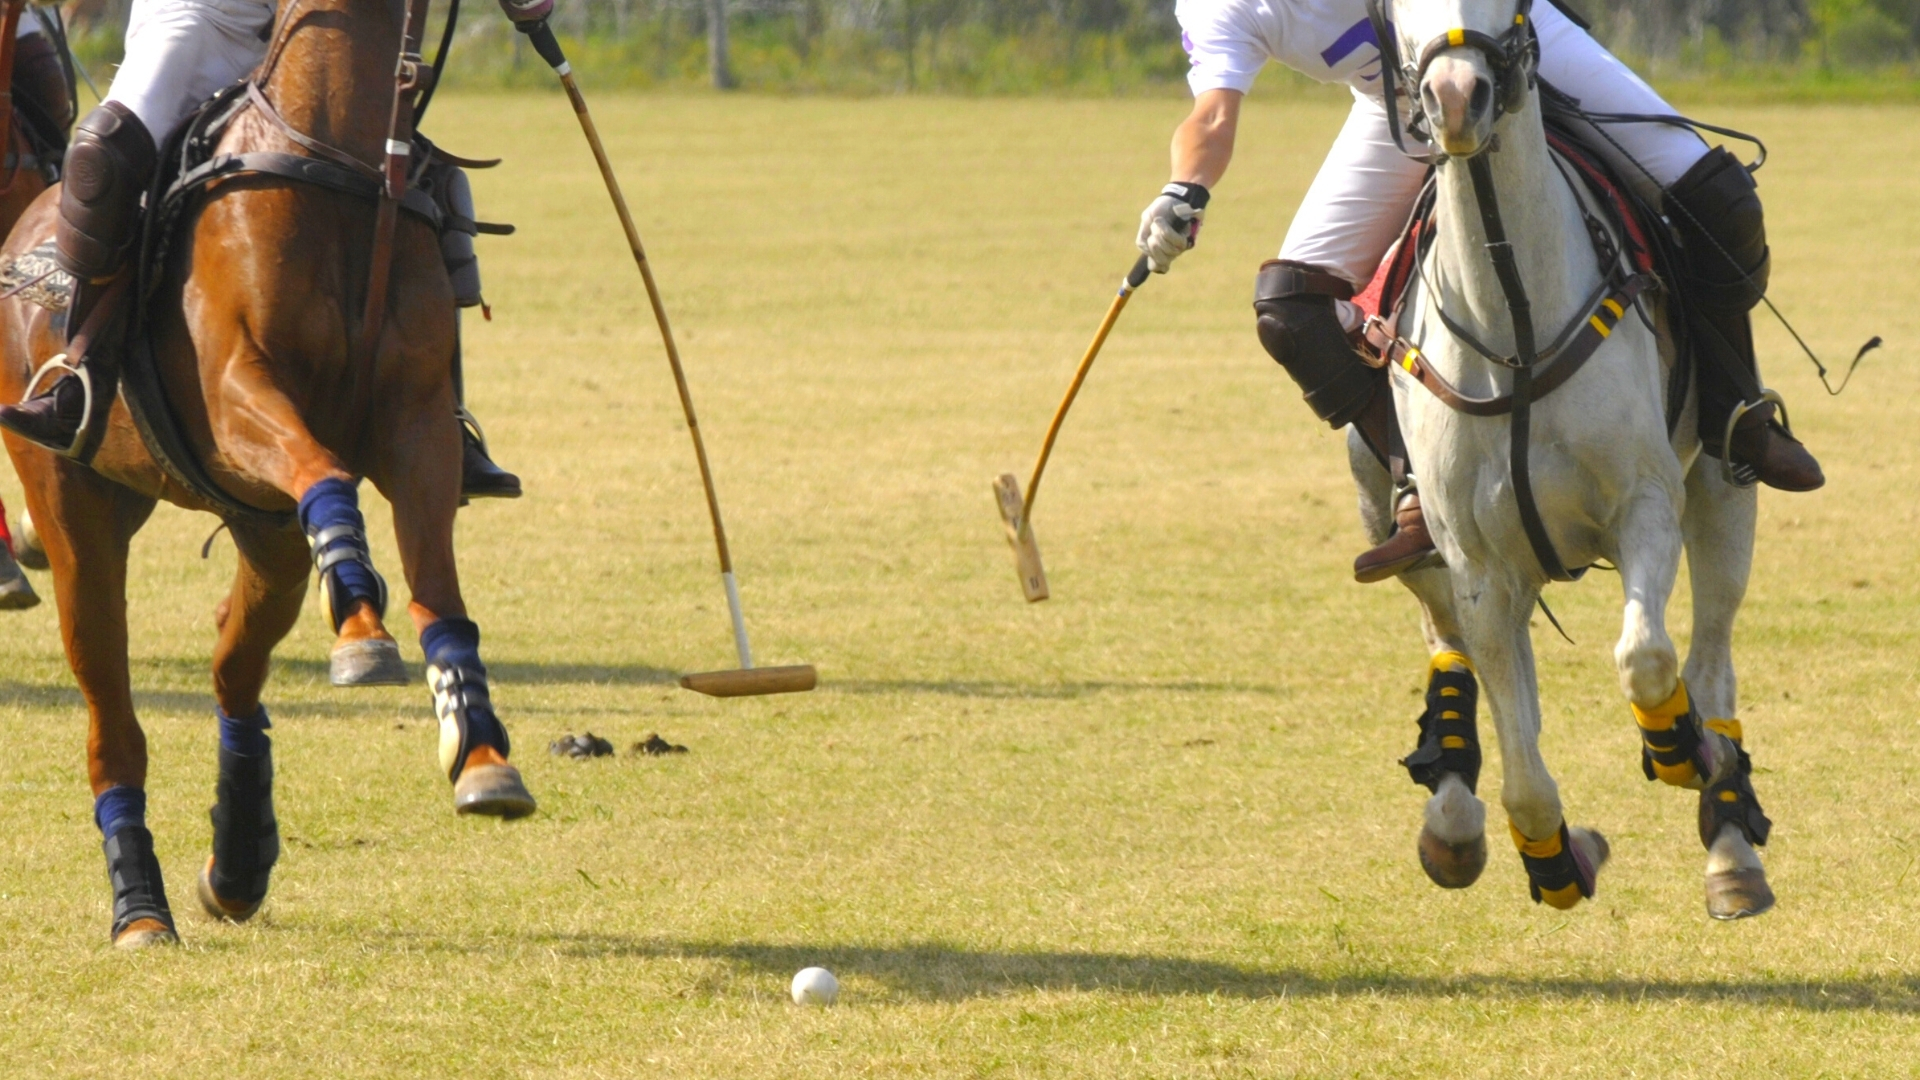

1351,0,1775,918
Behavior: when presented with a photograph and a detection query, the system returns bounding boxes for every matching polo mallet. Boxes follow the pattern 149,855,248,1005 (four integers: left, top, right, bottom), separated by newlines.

996,255,1152,602
516,19,815,697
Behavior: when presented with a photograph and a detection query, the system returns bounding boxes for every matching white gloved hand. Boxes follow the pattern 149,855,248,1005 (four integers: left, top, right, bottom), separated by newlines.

1136,182,1210,273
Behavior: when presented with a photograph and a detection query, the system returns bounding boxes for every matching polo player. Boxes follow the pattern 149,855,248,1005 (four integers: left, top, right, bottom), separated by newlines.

1136,0,1823,582
0,0,534,500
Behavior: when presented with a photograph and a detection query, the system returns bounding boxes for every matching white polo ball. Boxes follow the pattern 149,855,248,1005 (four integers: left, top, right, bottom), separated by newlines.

790,966,839,1006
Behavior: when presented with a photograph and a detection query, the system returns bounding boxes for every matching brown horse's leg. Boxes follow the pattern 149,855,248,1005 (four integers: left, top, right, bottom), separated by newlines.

6,441,175,947
187,343,408,687
373,410,534,819
196,522,308,922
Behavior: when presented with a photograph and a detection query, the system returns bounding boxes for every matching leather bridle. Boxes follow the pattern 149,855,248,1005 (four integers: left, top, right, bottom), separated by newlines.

1366,0,1539,164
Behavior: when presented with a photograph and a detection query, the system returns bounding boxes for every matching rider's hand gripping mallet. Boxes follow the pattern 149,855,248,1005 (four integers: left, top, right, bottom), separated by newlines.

513,17,815,697
996,255,1151,602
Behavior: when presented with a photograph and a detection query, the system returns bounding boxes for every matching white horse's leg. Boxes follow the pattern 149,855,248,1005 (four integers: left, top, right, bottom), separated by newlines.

1349,432,1487,887
1681,462,1774,919
1614,480,1740,792
1452,565,1605,908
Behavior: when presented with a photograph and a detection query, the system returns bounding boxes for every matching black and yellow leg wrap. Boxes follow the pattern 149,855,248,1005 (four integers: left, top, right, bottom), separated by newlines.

1510,821,1594,910
1633,681,1712,787
1698,719,1772,850
1400,651,1481,794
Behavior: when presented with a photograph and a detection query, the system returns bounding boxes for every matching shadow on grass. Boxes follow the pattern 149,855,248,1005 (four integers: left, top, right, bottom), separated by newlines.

528,935,1920,1012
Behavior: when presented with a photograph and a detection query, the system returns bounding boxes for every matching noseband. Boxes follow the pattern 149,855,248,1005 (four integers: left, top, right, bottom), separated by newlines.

1366,0,1539,163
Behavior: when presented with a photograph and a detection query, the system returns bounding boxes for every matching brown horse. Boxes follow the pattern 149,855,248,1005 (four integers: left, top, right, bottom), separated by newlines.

0,0,535,948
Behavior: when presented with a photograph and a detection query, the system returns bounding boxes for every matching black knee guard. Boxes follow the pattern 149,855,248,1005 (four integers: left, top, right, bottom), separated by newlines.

56,102,156,282
1666,146,1768,318
1253,260,1380,429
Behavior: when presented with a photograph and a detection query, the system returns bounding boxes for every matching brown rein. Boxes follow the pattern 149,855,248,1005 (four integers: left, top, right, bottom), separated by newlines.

1366,273,1651,417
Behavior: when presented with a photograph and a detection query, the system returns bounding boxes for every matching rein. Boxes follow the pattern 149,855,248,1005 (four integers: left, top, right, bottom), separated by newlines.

358,0,434,364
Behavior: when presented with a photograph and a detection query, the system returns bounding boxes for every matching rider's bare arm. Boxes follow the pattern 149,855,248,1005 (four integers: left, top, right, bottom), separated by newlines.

1138,89,1242,273
1171,88,1242,187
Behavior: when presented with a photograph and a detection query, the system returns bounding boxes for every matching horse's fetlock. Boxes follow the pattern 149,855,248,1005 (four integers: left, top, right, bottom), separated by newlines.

1424,777,1485,844
1510,820,1598,910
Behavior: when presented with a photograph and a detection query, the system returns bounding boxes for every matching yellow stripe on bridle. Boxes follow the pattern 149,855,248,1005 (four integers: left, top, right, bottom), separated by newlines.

1401,345,1422,373
1587,315,1611,338
1601,298,1624,319
1447,28,1467,46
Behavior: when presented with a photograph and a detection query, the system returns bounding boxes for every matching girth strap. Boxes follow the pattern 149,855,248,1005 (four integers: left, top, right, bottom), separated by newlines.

1370,273,1651,417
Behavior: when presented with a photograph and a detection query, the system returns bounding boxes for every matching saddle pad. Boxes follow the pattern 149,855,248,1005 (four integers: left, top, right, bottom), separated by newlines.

0,239,72,313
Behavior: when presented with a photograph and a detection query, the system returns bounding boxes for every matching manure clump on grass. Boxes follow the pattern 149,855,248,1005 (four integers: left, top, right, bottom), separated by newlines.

549,732,615,759
632,733,689,756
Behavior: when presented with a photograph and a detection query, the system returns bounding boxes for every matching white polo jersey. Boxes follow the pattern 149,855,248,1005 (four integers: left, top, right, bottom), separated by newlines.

1177,0,1390,97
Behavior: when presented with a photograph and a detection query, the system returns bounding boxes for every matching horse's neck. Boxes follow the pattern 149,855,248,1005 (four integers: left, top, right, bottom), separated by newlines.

1425,102,1594,360
257,4,400,165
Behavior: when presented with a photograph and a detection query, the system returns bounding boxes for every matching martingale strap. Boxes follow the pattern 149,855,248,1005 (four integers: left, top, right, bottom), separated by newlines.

1370,274,1651,416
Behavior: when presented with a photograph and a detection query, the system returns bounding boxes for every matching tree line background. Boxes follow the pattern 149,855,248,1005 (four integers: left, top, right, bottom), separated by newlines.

62,0,1920,95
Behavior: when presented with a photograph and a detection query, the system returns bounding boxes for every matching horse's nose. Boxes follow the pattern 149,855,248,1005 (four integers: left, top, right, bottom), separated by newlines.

1423,56,1493,156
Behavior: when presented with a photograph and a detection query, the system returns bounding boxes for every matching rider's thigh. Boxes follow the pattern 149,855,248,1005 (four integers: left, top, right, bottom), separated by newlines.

1534,1,1706,186
106,0,274,140
1277,91,1430,291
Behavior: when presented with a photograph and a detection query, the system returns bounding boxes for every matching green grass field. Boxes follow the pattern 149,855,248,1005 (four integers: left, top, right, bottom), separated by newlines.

1,92,1916,1077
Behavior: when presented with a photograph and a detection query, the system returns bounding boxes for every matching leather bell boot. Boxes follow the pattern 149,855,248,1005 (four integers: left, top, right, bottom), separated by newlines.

0,373,86,449
1729,402,1823,492
460,424,521,499
1355,487,1439,584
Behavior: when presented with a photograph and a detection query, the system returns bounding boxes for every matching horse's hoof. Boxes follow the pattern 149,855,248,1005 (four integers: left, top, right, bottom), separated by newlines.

113,918,179,950
0,569,38,610
1418,826,1487,889
330,638,408,687
197,857,263,923
453,764,537,819
1706,867,1775,920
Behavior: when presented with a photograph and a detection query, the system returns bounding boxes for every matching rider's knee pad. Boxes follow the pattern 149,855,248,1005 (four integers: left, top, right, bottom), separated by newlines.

56,102,157,282
1253,260,1377,429
433,163,485,308
1666,146,1769,316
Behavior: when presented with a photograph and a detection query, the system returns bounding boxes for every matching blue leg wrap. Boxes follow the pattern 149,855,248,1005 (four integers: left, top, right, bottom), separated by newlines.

298,477,387,632
422,617,510,780
218,704,272,757
94,784,147,838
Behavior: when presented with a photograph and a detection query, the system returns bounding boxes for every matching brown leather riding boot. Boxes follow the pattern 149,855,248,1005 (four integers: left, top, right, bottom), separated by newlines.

1355,488,1439,583
1728,402,1824,492
1350,390,1440,583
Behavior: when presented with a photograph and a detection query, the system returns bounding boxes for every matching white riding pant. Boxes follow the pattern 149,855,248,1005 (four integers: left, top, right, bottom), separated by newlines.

1280,2,1708,290
105,0,274,142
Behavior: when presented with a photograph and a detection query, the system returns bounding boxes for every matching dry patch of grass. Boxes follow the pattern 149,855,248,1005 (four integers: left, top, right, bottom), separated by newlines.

0,94,1916,1077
